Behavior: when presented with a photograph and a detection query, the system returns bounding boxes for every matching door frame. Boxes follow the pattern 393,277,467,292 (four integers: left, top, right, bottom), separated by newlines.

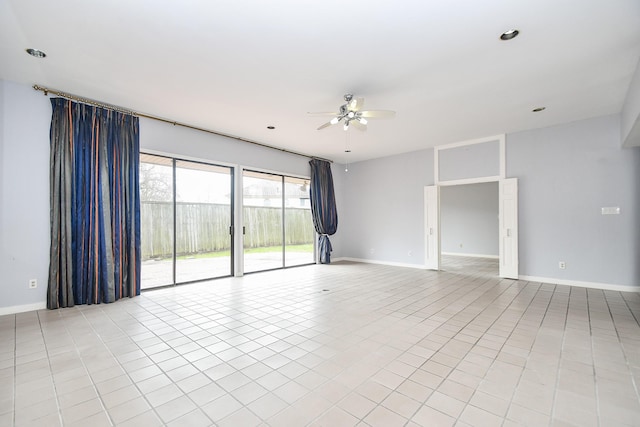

425,134,518,279
139,152,235,288
239,167,316,276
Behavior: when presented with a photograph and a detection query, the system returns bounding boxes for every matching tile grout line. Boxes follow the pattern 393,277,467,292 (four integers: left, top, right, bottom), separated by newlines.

386,271,534,424
474,280,547,426
12,314,16,427
548,285,571,426
503,282,557,426
104,300,223,425
602,291,640,416
586,287,602,427
58,308,117,426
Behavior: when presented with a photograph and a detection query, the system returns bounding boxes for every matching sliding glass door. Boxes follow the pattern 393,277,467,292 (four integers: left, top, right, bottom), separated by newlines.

141,158,312,284
243,170,314,273
284,176,315,267
176,161,233,283
140,155,174,289
243,171,284,273
140,154,233,289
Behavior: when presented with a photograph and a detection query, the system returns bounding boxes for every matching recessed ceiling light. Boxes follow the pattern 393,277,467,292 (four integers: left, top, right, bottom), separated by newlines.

26,48,46,58
500,29,519,41
532,107,546,112
266,126,275,129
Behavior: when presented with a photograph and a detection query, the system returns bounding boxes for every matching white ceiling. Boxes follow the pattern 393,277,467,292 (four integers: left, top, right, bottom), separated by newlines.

2,0,639,163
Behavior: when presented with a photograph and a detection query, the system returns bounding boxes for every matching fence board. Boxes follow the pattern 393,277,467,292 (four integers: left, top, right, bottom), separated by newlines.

141,202,314,260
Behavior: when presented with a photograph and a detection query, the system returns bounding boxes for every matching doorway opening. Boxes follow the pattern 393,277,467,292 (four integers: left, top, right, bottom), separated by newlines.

424,179,518,279
440,182,499,277
427,134,518,278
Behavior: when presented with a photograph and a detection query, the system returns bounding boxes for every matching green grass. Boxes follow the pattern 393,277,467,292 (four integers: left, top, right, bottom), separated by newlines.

245,244,313,254
163,243,313,261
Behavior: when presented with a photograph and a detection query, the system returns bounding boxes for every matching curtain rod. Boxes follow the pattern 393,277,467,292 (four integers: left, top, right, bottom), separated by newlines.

33,84,333,163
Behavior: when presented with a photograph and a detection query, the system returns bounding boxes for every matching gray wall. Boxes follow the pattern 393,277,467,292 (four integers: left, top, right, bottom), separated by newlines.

507,115,640,286
0,80,51,310
0,80,342,310
141,119,311,177
0,80,3,299
340,149,433,265
439,140,500,181
622,57,640,147
341,114,639,288
440,183,498,257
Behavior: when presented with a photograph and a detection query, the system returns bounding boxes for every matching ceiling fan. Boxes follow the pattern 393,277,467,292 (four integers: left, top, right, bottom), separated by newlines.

309,94,395,131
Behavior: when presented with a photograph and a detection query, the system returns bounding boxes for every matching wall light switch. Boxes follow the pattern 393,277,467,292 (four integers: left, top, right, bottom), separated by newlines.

601,207,620,215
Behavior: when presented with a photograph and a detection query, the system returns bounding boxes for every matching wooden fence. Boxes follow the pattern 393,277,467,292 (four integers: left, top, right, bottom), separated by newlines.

141,202,315,260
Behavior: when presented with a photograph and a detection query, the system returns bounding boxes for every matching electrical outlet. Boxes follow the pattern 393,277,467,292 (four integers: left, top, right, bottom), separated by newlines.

559,261,566,270
29,279,37,289
370,248,375,254
408,250,413,257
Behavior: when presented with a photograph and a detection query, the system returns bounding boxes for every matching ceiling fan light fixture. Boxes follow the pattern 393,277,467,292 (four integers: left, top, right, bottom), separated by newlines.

500,29,519,40
26,48,46,58
310,94,395,131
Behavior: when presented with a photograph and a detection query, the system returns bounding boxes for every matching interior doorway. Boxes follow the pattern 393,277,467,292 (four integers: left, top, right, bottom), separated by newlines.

424,179,518,279
440,182,499,276
440,254,499,279
428,134,518,278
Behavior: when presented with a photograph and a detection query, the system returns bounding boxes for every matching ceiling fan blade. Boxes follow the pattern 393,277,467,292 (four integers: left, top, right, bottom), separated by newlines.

349,97,365,111
359,110,396,118
351,120,367,131
317,121,334,130
308,111,339,116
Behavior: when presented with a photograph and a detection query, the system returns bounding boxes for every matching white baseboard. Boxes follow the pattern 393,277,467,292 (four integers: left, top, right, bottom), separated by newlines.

332,258,639,293
0,302,47,316
337,257,426,270
519,275,639,293
441,252,499,259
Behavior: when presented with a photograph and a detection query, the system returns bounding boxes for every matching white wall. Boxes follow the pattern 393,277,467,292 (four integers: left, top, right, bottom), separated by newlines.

0,80,343,312
440,182,498,257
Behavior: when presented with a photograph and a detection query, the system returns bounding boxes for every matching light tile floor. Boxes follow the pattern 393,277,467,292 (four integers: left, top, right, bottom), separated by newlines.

1,257,639,426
